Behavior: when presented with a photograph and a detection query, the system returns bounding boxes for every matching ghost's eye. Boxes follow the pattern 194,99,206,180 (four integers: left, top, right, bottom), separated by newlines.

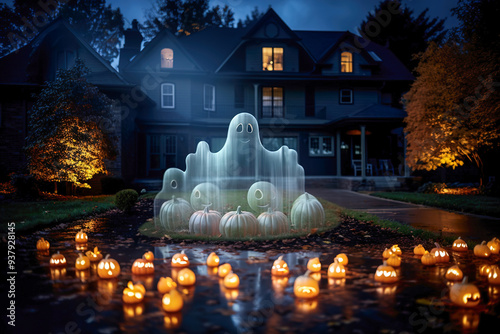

236,123,243,133
170,180,177,189
247,123,253,133
194,190,201,198
255,189,263,200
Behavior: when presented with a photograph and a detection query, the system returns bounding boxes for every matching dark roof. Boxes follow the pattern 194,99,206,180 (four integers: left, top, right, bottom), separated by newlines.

345,104,407,119
295,30,346,61
0,45,33,84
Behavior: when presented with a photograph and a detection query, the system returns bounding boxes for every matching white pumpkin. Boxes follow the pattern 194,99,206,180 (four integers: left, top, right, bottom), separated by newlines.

189,206,222,236
219,206,258,238
258,208,289,236
159,196,194,230
290,192,325,230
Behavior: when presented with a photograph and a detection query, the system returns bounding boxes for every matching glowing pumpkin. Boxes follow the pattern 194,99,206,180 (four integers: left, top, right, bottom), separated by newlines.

177,268,196,286
327,258,346,279
158,277,177,294
307,257,321,272
143,251,154,262
122,281,145,304
189,206,222,236
164,312,183,330
413,244,426,255
431,243,450,263
36,237,50,251
131,258,155,275
219,206,258,238
450,277,481,307
162,289,184,312
75,230,88,244
218,263,232,278
75,253,90,270
382,248,393,259
206,252,220,267
387,254,401,267
123,304,144,318
171,251,190,268
487,237,500,254
159,196,194,230
390,244,402,256
271,256,289,276
85,247,103,262
374,261,398,283
97,254,121,279
474,241,491,258
223,272,240,289
190,182,220,211
257,208,290,236
478,264,491,277
445,265,464,281
488,265,500,284
452,237,468,252
50,252,67,267
247,181,281,213
335,253,349,265
421,251,436,266
290,192,325,230
293,270,319,299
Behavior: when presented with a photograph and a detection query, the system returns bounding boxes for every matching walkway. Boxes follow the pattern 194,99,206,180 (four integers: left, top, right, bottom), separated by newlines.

307,188,500,242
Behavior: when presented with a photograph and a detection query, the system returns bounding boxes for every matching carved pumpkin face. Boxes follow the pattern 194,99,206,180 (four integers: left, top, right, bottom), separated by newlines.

272,256,289,276
97,254,121,279
452,237,468,252
488,265,500,284
223,272,240,289
390,245,402,256
75,230,88,244
328,258,346,279
431,243,450,263
75,253,90,270
162,289,184,312
421,251,436,266
36,238,50,251
247,181,281,212
450,277,481,307
206,252,220,267
171,251,190,268
474,241,491,258
218,263,232,278
122,281,146,304
86,247,103,262
487,238,500,254
334,253,349,265
374,261,398,283
413,244,426,255
294,270,319,299
50,252,67,267
143,251,154,262
190,182,220,211
445,265,464,281
177,268,196,286
132,258,155,275
158,277,177,294
479,264,491,277
307,257,321,272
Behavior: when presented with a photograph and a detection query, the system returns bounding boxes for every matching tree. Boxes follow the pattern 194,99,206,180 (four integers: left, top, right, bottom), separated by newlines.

26,59,117,192
358,0,447,71
237,6,265,28
141,0,235,41
0,0,124,63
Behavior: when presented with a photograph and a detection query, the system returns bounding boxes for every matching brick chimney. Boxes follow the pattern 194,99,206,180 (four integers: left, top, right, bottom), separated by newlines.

119,19,143,72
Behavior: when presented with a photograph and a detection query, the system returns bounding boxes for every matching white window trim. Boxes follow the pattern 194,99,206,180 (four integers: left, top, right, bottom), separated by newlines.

340,89,353,104
309,136,334,156
204,84,215,111
161,83,175,109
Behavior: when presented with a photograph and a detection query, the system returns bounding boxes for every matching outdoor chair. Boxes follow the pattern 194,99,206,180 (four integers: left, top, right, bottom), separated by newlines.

352,160,373,176
379,159,395,175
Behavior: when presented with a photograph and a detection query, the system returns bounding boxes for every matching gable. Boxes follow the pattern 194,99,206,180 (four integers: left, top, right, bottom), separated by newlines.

243,8,299,41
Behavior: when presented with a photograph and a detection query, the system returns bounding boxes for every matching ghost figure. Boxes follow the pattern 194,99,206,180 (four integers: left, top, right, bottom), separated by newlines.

154,168,187,217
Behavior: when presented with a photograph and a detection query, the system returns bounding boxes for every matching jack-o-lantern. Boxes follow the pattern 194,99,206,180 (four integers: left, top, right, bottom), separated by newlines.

290,192,325,230
413,244,426,255
223,272,240,289
387,254,401,267
218,263,232,278
162,289,184,312
247,181,281,213
487,237,500,254
164,312,183,330
445,265,464,281
374,261,398,283
382,248,393,259
177,268,196,286
474,241,491,258
421,251,436,266
271,256,289,276
143,251,154,262
122,281,146,304
272,276,289,292
390,244,402,256
450,277,481,307
257,208,289,236
159,196,194,231
86,247,103,262
335,253,349,265
97,254,121,279
293,270,319,299
132,257,155,275
219,206,259,238
190,182,221,212
307,257,321,272
171,251,190,268
488,265,500,284
206,252,220,267
50,252,67,267
158,277,177,294
189,206,222,236
295,298,318,313
123,304,144,318
479,264,491,277
36,237,50,251
50,267,67,280
452,237,468,252
431,243,450,263
75,253,90,270
75,230,88,243
327,258,346,279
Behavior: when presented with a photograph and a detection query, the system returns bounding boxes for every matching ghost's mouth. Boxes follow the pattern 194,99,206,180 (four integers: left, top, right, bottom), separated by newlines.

240,139,250,143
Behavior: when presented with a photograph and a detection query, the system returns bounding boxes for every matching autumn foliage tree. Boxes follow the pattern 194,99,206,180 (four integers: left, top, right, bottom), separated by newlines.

26,59,117,193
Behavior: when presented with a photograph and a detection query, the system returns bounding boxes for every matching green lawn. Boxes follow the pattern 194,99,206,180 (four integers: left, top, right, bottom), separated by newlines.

0,195,116,232
371,192,500,218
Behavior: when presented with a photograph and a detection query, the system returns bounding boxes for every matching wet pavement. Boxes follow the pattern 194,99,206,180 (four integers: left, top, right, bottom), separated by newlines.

308,189,500,242
3,202,500,334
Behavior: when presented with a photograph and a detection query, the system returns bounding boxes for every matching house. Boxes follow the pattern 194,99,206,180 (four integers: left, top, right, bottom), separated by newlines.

0,9,414,192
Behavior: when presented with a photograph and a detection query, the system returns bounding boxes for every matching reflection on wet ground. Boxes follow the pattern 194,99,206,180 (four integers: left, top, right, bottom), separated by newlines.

4,215,500,334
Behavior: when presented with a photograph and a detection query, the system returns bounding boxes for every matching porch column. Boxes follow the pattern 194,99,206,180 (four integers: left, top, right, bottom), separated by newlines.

404,133,410,177
360,125,366,178
253,84,259,118
336,131,341,176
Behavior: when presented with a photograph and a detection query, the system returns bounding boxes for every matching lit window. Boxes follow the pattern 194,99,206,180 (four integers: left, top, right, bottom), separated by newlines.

309,136,334,156
341,52,353,73
340,89,353,104
262,47,283,71
262,87,283,117
161,83,175,108
204,84,215,111
161,48,173,68
262,137,297,151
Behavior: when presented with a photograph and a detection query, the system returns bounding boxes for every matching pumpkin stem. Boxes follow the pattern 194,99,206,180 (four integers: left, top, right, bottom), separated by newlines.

304,270,312,276
203,206,210,213
267,207,273,213
434,242,441,248
277,255,283,261
462,276,468,284
105,254,111,259
236,206,242,214
481,240,487,245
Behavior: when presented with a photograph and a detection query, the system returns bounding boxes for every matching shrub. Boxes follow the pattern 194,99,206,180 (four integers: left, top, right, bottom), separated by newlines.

417,182,447,194
115,189,139,212
101,176,125,194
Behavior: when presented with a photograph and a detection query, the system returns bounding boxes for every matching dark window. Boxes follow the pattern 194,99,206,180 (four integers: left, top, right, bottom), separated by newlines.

340,89,353,104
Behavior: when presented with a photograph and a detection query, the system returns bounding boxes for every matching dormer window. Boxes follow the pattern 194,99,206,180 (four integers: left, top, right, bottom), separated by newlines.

262,47,283,71
161,48,173,68
341,52,353,73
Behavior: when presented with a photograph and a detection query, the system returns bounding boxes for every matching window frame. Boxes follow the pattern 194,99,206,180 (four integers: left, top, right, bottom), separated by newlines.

309,136,334,157
339,89,353,105
262,47,284,71
261,86,284,118
56,50,76,70
340,51,353,73
204,84,216,111
161,48,174,68
161,83,175,109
